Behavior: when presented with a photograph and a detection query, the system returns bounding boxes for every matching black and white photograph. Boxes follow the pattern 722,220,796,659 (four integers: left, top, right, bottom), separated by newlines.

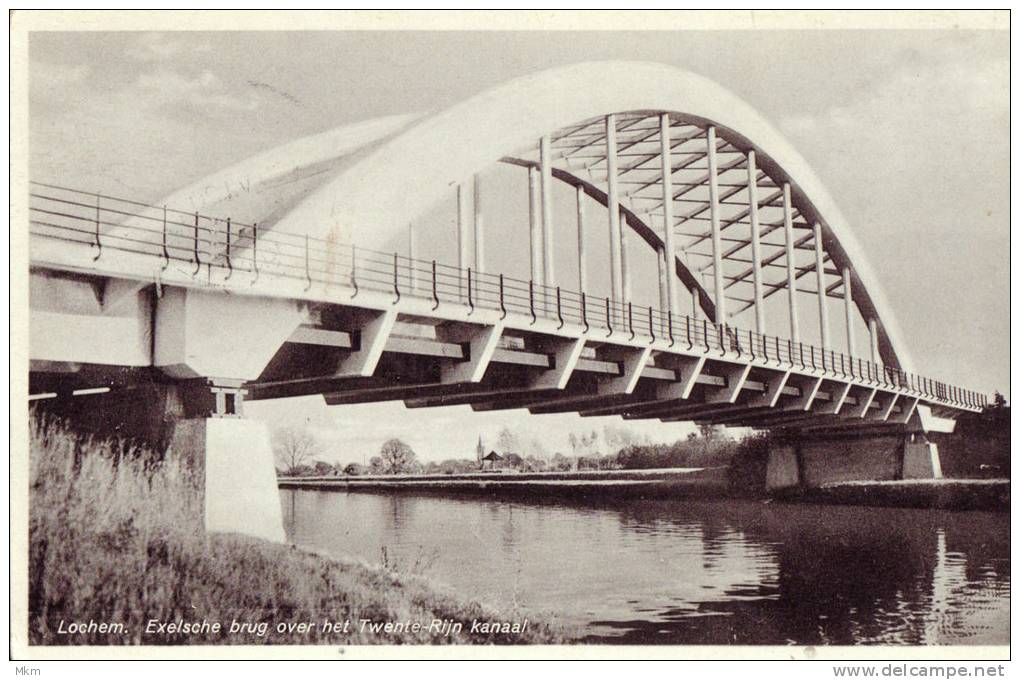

9,9,1011,665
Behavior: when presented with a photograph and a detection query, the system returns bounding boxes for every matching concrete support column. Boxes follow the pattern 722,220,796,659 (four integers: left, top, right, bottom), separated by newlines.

747,149,765,334
659,113,679,316
528,166,542,286
765,444,801,492
168,410,285,543
473,174,484,272
656,245,668,314
539,136,554,290
620,207,631,304
576,185,587,292
767,433,943,492
902,435,943,479
605,114,623,307
457,183,470,300
41,377,286,544
706,126,726,326
868,318,880,364
407,222,417,293
814,222,830,348
783,183,800,344
843,268,855,356
151,286,303,542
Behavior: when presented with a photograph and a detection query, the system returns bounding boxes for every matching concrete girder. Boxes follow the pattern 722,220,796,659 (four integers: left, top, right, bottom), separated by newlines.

814,380,852,416
746,369,791,408
890,396,920,425
459,379,641,414
652,354,705,401
782,374,823,412
334,309,398,378
525,335,587,390
746,380,852,428
705,362,752,404
577,359,707,419
404,387,562,410
660,401,767,424
401,333,586,408
435,321,504,384
287,325,354,349
596,345,652,396
866,392,900,422
30,270,154,368
839,386,878,420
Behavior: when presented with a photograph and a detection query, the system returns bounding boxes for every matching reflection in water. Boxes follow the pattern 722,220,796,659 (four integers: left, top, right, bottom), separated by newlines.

281,490,1009,645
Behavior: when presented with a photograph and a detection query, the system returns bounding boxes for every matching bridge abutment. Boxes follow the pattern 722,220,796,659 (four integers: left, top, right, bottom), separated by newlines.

37,377,287,543
765,432,943,492
33,285,305,544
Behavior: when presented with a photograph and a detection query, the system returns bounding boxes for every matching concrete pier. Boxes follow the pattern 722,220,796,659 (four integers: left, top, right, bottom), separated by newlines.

766,433,943,492
168,417,285,542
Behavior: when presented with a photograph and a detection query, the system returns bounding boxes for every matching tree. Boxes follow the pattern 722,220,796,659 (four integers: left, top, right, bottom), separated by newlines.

273,427,321,475
522,455,547,472
342,462,364,476
603,425,643,454
313,460,335,476
495,426,519,455
698,422,721,440
524,437,549,459
368,456,385,475
550,452,573,471
378,438,417,474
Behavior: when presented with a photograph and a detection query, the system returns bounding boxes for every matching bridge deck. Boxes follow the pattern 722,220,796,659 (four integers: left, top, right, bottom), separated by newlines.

27,183,984,434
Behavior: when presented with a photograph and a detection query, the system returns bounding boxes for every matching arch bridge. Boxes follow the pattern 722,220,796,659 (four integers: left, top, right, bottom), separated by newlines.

27,62,985,542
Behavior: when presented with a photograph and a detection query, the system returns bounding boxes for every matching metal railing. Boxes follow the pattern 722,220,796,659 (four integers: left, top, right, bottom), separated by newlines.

27,181,987,410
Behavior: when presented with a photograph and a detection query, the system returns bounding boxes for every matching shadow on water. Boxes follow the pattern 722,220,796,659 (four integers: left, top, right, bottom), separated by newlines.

281,488,1009,645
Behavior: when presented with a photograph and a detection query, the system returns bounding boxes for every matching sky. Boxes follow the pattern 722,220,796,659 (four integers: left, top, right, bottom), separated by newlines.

27,27,1009,465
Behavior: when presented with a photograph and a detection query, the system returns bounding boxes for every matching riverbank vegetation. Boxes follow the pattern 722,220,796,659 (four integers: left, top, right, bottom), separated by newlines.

932,394,1010,478
282,423,752,477
28,416,565,645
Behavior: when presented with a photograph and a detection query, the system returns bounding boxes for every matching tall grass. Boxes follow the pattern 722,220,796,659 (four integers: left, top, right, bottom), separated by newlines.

29,415,564,645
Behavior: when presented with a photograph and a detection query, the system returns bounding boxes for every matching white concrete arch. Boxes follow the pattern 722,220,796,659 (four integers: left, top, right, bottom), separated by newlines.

266,61,911,373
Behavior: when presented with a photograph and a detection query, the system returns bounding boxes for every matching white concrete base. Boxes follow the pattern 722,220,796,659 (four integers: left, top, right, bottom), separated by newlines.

169,417,285,543
765,445,800,491
902,438,943,480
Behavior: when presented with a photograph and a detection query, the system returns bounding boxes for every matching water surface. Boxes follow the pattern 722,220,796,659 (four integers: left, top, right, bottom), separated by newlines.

282,489,1009,645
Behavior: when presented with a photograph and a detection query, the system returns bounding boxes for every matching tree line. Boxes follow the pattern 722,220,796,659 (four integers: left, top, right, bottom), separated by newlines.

273,422,754,477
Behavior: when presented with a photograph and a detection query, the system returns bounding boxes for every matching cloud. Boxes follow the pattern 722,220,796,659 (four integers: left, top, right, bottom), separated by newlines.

135,69,258,113
779,54,1007,143
29,61,91,105
125,32,212,62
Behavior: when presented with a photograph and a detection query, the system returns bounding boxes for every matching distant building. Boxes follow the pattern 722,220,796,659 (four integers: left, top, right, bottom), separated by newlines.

481,450,504,470
475,435,485,464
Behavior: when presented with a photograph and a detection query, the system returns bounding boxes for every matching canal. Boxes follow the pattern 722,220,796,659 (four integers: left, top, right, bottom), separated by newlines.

281,489,1009,645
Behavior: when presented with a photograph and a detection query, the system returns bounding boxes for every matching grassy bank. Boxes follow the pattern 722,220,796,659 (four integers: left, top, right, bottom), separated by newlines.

28,417,564,645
